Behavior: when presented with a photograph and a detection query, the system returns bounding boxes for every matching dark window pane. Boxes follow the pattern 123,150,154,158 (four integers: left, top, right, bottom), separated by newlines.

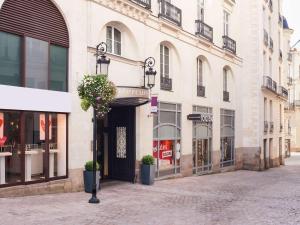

50,45,67,92
25,37,49,89
0,32,21,86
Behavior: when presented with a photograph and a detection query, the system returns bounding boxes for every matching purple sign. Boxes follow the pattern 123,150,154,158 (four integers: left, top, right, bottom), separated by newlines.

151,96,158,113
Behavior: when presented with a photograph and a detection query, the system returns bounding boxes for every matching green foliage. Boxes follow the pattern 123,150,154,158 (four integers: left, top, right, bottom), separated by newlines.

85,161,100,171
77,74,117,118
142,155,155,165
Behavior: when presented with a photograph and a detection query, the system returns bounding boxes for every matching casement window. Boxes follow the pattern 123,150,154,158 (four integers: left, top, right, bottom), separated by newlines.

197,59,203,86
197,0,205,21
223,11,229,36
160,44,170,78
106,26,121,55
223,68,228,92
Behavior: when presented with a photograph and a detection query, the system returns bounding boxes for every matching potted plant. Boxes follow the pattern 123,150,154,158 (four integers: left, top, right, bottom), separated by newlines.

83,161,100,193
141,155,155,185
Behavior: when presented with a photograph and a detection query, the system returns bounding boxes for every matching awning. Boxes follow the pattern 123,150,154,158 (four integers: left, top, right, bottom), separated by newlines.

110,86,150,107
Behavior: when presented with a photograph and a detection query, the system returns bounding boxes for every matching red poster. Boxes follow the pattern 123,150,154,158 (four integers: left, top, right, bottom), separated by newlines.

153,140,173,164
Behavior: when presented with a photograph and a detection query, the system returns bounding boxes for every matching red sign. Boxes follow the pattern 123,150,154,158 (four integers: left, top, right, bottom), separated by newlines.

0,136,7,147
0,119,2,128
153,140,173,164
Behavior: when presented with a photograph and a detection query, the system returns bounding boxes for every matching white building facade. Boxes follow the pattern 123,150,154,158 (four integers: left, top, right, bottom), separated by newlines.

0,0,292,194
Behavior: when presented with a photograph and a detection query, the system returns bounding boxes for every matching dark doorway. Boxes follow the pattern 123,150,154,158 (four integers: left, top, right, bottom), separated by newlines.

98,107,136,183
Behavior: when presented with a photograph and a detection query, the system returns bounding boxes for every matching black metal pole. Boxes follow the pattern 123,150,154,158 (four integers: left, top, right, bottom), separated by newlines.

89,108,99,204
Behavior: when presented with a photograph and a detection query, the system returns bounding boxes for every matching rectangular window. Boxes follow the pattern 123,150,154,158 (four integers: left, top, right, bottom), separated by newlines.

25,37,49,89
160,45,170,78
106,26,121,55
223,69,228,91
223,11,229,36
50,45,68,92
197,0,205,21
0,32,21,86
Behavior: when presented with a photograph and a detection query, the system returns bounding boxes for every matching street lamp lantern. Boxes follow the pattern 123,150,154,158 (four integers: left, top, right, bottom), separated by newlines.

96,42,111,75
89,42,111,204
144,57,157,89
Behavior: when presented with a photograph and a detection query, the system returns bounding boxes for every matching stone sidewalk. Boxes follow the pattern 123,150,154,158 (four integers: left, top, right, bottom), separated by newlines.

1,156,300,225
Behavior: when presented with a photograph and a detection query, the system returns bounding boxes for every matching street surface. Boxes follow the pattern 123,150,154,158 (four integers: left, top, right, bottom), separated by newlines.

1,154,300,225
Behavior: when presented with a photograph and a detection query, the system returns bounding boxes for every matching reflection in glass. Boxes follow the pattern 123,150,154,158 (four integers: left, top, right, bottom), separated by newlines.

50,45,67,92
0,111,21,185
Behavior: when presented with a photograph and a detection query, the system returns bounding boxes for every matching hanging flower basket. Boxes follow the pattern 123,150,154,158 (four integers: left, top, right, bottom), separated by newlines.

77,74,117,118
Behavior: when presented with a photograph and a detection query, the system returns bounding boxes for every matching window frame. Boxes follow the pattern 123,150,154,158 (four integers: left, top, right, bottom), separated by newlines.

106,26,122,56
160,44,170,78
223,10,230,36
0,30,69,92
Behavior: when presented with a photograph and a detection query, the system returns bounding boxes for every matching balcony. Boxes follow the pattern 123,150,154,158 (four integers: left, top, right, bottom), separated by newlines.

269,37,273,52
287,76,293,86
222,36,236,54
195,20,213,42
269,122,274,133
269,0,273,12
284,102,295,111
279,50,283,61
288,53,292,62
277,86,288,100
264,121,269,133
130,0,151,9
262,76,277,93
158,0,182,27
160,76,172,91
223,91,230,102
280,124,283,133
197,85,205,97
264,29,269,47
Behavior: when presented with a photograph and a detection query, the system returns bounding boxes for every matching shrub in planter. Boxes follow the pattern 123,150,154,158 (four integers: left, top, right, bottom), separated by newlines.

83,161,101,193
141,155,155,185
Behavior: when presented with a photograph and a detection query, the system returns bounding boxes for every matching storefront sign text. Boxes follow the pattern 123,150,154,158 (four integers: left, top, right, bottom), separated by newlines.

187,113,213,123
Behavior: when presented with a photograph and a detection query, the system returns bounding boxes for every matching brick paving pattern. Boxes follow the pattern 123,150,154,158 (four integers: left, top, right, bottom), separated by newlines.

1,155,300,225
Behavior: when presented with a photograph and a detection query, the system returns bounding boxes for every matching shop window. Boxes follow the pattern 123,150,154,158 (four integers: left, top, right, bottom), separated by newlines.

0,110,67,187
0,32,21,86
220,109,235,167
0,111,21,185
106,26,121,55
153,102,181,177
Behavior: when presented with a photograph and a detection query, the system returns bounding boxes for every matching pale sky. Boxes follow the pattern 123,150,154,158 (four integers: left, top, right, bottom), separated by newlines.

283,0,300,46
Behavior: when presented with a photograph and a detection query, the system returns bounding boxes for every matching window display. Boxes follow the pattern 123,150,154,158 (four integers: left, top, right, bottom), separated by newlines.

153,102,181,177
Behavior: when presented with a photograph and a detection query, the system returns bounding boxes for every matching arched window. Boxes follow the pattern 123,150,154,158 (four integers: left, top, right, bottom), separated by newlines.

0,0,69,91
106,26,121,55
197,58,205,97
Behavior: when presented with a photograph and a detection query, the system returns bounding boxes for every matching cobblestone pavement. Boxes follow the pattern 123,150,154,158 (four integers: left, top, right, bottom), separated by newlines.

1,156,300,225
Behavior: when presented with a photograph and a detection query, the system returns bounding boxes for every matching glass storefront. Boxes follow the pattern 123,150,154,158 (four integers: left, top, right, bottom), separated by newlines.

0,110,67,187
192,106,212,174
153,102,181,177
220,109,235,167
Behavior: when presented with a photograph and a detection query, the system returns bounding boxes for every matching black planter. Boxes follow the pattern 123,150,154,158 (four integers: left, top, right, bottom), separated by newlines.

83,170,100,193
141,164,155,185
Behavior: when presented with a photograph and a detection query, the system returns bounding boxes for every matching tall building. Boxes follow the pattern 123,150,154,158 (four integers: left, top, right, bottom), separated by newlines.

0,0,292,195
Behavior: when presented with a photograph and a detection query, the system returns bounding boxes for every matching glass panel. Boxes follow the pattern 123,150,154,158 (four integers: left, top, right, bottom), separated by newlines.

25,37,49,89
49,113,67,177
0,32,21,86
158,125,176,140
24,112,45,181
50,45,67,92
0,111,21,185
160,111,176,124
114,28,121,55
153,140,175,176
116,127,126,159
106,26,113,53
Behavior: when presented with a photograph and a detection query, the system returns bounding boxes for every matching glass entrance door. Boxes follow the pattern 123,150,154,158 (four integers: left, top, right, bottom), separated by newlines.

193,138,212,174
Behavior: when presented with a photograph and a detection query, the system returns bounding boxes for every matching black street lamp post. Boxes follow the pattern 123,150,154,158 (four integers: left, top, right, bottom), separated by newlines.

143,57,157,89
89,42,110,204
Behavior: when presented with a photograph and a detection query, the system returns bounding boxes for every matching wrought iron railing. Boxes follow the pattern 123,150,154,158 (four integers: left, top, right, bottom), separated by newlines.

269,122,274,133
223,91,229,102
263,76,277,93
264,121,269,133
197,85,205,97
278,86,288,99
158,0,182,27
160,76,172,91
269,37,273,51
130,0,151,9
284,102,295,111
222,36,236,54
264,29,269,46
195,20,213,42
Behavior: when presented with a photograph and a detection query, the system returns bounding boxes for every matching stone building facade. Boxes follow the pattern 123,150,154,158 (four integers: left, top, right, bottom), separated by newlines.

0,0,292,196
